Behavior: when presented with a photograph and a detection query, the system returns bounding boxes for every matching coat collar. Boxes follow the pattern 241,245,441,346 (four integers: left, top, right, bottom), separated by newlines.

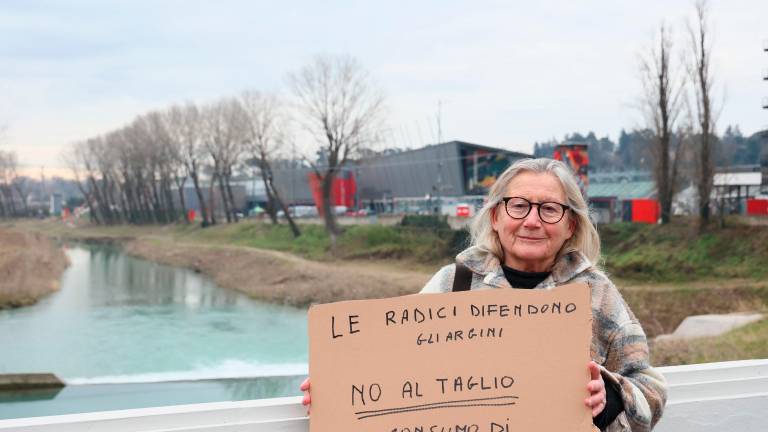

456,246,594,289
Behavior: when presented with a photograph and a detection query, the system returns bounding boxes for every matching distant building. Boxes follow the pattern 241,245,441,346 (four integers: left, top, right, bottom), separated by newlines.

49,193,63,216
587,172,657,223
244,141,531,216
712,171,763,214
175,184,247,219
355,140,531,214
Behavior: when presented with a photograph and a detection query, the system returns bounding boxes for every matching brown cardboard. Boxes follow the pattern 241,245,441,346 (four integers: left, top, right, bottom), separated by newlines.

308,282,595,432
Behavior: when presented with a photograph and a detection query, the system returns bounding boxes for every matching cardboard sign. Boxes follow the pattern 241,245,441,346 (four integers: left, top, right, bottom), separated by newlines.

308,283,595,432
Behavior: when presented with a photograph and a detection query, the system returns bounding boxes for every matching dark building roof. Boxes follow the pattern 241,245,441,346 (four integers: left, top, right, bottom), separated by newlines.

354,141,531,200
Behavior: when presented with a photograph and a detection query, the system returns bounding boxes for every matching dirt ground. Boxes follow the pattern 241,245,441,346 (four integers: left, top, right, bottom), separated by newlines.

0,228,69,309
124,239,434,307
124,238,768,337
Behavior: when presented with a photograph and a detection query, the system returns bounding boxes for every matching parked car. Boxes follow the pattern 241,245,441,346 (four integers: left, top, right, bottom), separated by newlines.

345,208,375,217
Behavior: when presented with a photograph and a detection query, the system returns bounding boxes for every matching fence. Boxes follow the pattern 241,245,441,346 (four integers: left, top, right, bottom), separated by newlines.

1,359,765,431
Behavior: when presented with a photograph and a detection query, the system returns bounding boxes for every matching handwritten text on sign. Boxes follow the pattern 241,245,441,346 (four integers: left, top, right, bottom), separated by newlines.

308,283,594,432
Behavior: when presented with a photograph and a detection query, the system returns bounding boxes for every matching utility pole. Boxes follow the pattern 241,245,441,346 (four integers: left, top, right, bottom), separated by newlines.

437,161,443,215
436,100,444,145
40,166,47,211
436,100,444,216
762,39,768,192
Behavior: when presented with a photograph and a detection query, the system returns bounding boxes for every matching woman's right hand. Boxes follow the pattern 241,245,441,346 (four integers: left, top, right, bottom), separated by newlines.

300,377,311,415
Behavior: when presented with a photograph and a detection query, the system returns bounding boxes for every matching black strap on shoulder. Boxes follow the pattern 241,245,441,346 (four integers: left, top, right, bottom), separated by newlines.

452,262,473,292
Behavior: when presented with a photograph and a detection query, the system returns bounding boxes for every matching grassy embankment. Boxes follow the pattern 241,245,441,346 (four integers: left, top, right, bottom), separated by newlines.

0,228,70,309
597,220,768,365
14,216,768,365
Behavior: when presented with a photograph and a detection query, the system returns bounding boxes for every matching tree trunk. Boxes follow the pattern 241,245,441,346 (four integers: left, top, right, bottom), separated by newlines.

162,176,177,222
100,177,117,224
107,178,123,223
175,176,188,223
224,173,239,223
139,177,156,224
150,175,165,223
74,179,100,224
88,177,108,223
208,173,218,225
190,171,209,225
124,180,140,224
1,188,16,216
13,185,29,217
267,168,300,237
217,173,232,223
261,170,278,224
698,132,713,229
320,171,340,248
138,180,154,223
118,183,130,224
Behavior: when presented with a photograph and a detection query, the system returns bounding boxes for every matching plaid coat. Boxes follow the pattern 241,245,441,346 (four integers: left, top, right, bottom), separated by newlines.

421,246,667,432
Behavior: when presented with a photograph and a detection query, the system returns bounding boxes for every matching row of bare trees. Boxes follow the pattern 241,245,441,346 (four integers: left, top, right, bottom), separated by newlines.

66,55,385,244
66,94,299,234
640,0,719,227
0,150,32,218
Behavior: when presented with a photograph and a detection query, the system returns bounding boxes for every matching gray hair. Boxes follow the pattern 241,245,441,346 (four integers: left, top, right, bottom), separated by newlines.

470,158,601,266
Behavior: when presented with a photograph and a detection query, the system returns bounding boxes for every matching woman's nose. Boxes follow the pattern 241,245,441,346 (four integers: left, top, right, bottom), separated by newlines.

522,207,543,227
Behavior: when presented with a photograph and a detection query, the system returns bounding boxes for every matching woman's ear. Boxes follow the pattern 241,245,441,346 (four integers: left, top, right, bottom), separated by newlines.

568,217,576,239
490,205,500,232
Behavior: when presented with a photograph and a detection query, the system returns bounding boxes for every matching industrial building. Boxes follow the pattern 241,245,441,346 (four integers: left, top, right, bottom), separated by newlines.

244,141,532,216
355,140,531,214
239,137,768,222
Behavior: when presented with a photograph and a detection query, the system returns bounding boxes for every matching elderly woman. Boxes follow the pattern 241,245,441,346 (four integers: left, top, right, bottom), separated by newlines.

303,158,666,431
420,158,667,431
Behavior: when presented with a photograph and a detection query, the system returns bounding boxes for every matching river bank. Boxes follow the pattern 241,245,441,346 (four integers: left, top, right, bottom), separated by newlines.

0,227,69,309
123,239,430,307
9,219,768,365
12,219,768,320
9,219,432,307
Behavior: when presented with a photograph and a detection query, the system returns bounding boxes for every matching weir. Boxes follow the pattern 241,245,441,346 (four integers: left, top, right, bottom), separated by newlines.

0,374,64,392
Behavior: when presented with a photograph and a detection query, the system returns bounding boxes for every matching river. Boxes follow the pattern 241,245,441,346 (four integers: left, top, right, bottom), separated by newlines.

0,243,308,419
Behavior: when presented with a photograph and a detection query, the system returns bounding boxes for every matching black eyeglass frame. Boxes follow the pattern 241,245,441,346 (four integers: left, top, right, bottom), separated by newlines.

500,196,571,224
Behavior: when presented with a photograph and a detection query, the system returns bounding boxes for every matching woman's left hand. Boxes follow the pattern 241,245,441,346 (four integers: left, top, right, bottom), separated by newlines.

585,361,606,417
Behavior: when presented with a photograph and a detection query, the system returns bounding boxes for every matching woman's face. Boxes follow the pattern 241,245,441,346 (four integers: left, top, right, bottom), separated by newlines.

491,172,574,272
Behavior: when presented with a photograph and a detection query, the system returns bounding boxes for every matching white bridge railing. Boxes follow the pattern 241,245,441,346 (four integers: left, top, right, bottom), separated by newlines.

1,359,766,432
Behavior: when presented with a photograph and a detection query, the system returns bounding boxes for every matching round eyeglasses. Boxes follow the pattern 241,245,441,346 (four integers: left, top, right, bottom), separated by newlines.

500,196,571,224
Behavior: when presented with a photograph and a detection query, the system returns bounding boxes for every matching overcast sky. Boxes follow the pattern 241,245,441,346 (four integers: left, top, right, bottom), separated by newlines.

1,0,766,171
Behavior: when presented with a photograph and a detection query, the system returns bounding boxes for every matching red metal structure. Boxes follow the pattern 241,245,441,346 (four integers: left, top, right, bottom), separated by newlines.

307,171,357,216
553,144,589,199
627,199,660,224
746,199,768,216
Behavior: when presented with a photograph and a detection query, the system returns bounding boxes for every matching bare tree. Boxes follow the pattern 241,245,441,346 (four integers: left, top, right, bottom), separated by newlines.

178,104,212,226
201,99,246,224
110,128,142,223
64,141,102,224
288,54,385,247
164,106,191,223
639,23,686,224
145,111,180,223
687,0,719,228
11,174,30,216
127,118,165,223
0,150,19,217
239,90,301,237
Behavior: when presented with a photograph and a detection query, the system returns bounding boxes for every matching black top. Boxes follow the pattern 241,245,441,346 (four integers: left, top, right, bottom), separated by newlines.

500,264,624,430
501,264,549,289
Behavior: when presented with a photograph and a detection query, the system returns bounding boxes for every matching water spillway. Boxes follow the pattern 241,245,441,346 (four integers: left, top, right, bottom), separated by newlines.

0,243,308,419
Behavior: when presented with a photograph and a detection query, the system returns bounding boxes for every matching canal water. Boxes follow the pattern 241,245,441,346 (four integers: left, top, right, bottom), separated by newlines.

0,244,308,419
